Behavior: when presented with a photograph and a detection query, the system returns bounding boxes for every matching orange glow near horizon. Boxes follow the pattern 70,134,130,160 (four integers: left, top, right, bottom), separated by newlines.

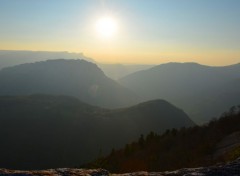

0,42,239,66
0,1,240,66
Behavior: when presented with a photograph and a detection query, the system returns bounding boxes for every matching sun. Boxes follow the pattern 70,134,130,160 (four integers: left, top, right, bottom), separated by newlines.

96,16,118,39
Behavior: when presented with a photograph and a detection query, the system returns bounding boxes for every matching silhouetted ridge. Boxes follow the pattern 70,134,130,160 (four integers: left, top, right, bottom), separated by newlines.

152,62,240,70
0,50,95,70
134,99,175,107
119,62,240,124
0,59,139,108
1,59,104,77
124,99,194,128
128,99,187,118
98,63,154,80
0,95,193,169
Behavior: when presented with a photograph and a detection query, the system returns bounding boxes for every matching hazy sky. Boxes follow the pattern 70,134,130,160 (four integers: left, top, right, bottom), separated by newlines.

0,0,240,65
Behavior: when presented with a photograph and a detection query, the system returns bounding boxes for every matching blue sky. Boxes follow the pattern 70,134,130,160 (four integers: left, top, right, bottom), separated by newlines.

0,0,240,65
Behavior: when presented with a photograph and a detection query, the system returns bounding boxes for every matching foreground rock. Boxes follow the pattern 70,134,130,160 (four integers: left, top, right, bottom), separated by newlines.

0,168,109,176
0,158,239,176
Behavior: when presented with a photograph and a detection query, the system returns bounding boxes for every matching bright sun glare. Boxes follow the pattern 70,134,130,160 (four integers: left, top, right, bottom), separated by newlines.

96,16,118,39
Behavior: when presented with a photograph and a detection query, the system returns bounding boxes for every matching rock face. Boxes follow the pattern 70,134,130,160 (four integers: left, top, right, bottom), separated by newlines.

157,157,240,176
0,158,239,176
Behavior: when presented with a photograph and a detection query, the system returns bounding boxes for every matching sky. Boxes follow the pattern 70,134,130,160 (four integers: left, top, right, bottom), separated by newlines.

0,0,240,65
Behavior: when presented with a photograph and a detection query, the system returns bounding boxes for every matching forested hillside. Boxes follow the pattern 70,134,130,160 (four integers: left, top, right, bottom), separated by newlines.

86,106,240,173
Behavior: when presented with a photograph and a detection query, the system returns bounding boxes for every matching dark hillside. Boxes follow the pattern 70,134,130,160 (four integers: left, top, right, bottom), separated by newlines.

0,95,193,169
86,105,240,173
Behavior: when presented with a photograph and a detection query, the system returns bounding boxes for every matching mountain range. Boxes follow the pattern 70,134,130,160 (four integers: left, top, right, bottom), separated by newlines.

119,62,240,124
0,51,239,171
0,59,138,108
0,95,193,169
0,55,239,124
0,50,94,70
0,50,153,80
98,64,154,80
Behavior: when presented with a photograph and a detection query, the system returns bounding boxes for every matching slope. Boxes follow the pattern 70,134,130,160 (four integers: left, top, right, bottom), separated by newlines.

0,50,94,70
0,95,194,169
98,64,154,80
119,62,240,123
0,59,138,108
87,106,240,173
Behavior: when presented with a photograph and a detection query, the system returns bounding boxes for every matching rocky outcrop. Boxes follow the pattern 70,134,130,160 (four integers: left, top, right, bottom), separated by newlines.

0,158,240,176
0,168,109,176
214,131,240,159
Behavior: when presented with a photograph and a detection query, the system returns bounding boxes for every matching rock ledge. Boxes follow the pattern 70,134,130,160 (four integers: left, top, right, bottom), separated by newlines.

0,158,240,176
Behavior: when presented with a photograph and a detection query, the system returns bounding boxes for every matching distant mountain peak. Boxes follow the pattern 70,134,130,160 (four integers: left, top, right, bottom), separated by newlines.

0,50,95,70
154,62,240,69
135,99,170,107
119,62,240,124
0,59,139,108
